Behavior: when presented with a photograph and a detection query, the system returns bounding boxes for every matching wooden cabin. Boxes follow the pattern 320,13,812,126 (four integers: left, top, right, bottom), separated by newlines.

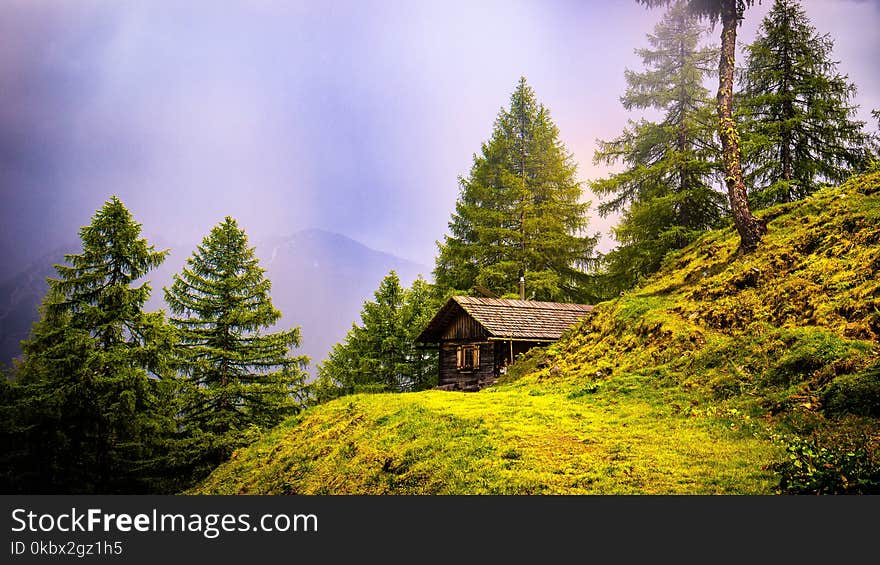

416,296,593,391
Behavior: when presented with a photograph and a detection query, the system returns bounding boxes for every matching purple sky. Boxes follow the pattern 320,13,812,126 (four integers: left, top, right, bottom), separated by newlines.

2,0,878,280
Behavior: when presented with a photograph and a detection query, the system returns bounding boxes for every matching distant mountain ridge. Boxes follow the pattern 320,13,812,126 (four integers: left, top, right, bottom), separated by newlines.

254,229,429,375
0,229,430,375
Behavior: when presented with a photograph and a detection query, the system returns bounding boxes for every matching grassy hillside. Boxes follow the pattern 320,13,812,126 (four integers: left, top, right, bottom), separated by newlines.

193,171,880,495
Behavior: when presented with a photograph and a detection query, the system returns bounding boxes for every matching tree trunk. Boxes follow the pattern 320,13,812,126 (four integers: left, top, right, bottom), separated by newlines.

781,7,793,201
718,0,766,252
677,35,689,230
519,95,527,284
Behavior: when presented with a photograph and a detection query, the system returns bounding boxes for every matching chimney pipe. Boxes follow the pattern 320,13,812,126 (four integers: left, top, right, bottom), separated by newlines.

519,276,525,300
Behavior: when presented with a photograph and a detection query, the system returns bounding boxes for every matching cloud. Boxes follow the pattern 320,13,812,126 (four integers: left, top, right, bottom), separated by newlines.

1,0,877,281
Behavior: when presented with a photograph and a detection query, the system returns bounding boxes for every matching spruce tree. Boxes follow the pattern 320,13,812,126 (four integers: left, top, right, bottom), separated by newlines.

593,1,725,292
315,272,438,399
8,196,175,493
637,0,767,252
164,217,307,482
434,77,597,302
739,0,872,207
399,276,439,391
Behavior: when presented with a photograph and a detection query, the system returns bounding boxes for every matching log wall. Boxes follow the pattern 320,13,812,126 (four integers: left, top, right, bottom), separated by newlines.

437,340,495,391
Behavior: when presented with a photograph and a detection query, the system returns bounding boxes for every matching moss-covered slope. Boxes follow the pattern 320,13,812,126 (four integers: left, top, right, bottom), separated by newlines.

193,171,880,495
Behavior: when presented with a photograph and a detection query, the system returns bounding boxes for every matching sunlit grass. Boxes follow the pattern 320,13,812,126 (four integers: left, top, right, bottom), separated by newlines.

192,380,780,494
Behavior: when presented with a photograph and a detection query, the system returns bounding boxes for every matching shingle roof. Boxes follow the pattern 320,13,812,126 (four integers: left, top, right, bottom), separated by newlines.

416,296,593,342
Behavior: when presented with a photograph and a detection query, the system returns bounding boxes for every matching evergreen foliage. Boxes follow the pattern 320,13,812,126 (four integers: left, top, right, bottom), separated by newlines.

636,0,767,252
314,272,439,400
399,276,440,391
164,217,308,484
2,197,175,493
434,77,597,302
638,0,756,23
738,0,872,207
593,1,725,292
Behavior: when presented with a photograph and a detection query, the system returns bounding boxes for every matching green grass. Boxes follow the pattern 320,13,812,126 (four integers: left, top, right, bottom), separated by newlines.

193,171,880,495
192,381,779,494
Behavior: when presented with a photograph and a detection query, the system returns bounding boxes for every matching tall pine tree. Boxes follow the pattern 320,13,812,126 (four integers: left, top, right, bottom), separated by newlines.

357,271,407,391
593,1,725,292
739,0,872,207
315,272,438,400
164,217,308,482
637,0,767,252
6,196,175,493
399,276,439,392
434,77,597,302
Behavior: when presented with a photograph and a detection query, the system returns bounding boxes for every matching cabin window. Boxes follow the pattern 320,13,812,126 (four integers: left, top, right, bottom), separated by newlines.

456,345,480,372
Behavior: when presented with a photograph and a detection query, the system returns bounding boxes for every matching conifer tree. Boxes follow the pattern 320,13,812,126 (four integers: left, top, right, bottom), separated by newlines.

434,77,597,302
164,217,308,481
360,271,408,390
739,0,872,206
315,272,438,399
8,196,175,493
593,1,725,292
399,276,439,391
637,0,767,252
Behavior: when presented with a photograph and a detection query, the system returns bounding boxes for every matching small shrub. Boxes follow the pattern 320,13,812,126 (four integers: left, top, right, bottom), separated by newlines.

768,428,880,495
822,365,880,417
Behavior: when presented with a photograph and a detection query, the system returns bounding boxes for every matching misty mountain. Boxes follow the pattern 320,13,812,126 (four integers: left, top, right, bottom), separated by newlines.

253,229,429,375
0,229,430,376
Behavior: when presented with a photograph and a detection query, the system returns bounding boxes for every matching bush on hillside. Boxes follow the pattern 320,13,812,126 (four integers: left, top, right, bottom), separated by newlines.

768,423,880,494
822,364,880,417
